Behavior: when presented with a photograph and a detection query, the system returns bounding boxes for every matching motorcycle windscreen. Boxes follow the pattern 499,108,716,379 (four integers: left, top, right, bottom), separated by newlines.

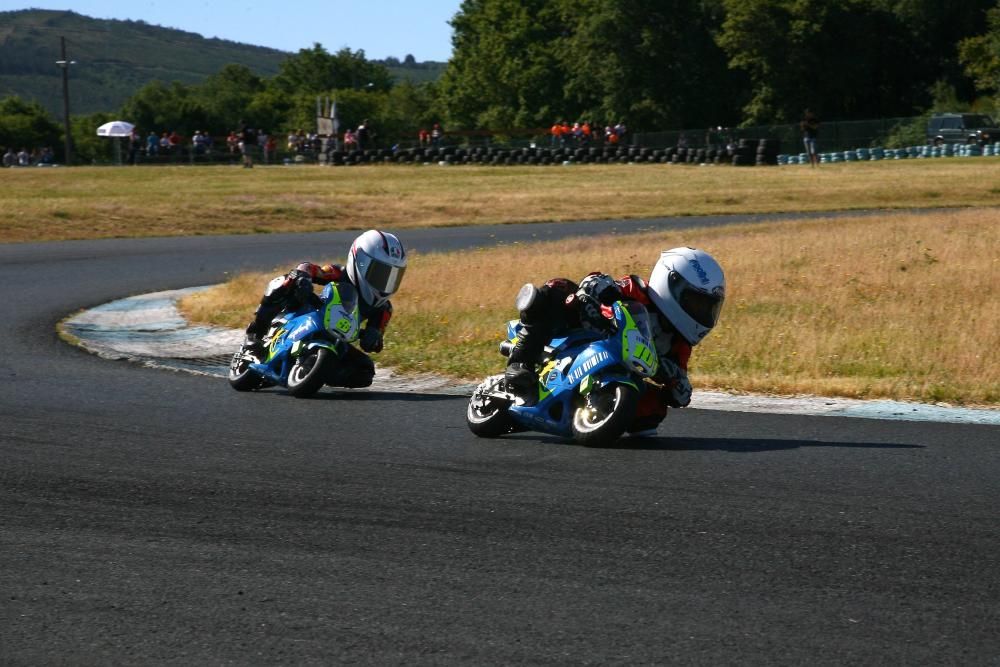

622,302,654,340
332,281,359,312
365,259,406,296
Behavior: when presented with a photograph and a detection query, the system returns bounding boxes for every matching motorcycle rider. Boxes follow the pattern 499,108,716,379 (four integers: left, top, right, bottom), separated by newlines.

504,247,725,435
242,229,407,388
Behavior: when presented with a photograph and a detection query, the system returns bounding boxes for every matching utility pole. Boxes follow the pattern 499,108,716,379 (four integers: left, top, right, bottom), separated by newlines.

57,37,73,165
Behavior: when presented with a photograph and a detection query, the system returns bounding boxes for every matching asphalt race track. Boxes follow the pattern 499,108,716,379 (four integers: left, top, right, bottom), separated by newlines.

2,215,998,664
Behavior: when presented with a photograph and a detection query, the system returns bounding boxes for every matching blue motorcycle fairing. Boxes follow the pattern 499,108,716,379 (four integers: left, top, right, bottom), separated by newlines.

499,300,655,439
248,306,346,386
506,333,632,439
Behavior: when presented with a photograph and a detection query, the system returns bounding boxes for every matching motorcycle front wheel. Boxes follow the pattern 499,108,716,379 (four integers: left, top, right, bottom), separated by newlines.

287,348,332,398
228,349,263,392
571,383,640,447
467,375,513,437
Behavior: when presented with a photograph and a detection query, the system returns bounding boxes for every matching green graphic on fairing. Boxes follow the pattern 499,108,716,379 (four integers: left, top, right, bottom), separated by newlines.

618,302,658,376
536,359,556,403
323,285,360,341
267,327,287,362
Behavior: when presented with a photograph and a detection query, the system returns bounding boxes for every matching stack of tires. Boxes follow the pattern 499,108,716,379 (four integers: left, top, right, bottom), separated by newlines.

756,139,780,165
732,139,757,166
318,142,786,167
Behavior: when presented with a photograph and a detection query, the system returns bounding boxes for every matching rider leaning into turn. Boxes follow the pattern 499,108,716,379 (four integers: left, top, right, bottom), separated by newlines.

504,247,726,435
242,229,407,388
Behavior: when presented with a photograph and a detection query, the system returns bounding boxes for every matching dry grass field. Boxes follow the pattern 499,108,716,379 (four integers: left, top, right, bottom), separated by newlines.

3,160,1000,242
181,208,1000,406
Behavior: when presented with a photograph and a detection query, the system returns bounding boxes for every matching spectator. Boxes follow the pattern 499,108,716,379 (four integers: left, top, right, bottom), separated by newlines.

38,147,55,165
227,130,239,155
343,128,357,151
550,121,563,147
17,147,31,166
159,132,171,154
614,120,627,141
168,131,182,152
287,129,301,152
192,130,208,156
2,147,15,167
801,109,820,167
239,121,256,168
264,133,277,164
127,129,140,164
418,127,430,147
356,119,371,150
430,122,442,146
705,126,722,151
146,131,158,157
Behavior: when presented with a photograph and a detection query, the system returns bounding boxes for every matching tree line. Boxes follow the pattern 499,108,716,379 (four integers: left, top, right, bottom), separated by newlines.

4,0,1000,164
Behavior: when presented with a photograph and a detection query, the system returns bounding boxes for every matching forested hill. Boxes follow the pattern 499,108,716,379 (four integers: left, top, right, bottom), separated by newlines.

0,9,446,116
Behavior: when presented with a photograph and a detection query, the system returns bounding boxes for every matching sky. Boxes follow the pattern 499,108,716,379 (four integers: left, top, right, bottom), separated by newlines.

2,0,462,62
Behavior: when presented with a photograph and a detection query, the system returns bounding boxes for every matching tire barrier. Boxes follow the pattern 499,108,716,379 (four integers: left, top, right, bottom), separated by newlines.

313,136,1000,168
315,144,755,167
777,141,1000,165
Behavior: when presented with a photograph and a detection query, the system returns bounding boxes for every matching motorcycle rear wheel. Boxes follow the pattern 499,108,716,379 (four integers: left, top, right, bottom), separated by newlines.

467,376,513,437
571,383,640,447
287,348,332,398
228,349,263,391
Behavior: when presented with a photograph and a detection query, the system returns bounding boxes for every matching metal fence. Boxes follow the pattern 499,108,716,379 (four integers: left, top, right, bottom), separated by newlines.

76,116,929,166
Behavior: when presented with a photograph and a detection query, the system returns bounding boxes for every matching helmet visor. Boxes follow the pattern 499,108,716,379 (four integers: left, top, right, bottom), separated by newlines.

669,271,724,328
365,258,406,296
679,288,724,328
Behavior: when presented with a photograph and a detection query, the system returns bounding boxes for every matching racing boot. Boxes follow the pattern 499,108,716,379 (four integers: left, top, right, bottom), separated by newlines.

504,361,538,406
242,323,266,359
504,330,544,405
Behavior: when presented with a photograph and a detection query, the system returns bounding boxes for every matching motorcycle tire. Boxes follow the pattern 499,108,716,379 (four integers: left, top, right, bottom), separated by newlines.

228,349,263,392
467,375,513,438
287,348,332,398
571,383,640,447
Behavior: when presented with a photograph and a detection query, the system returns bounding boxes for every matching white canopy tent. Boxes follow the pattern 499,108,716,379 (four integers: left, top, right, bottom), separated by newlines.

96,120,135,138
96,121,136,164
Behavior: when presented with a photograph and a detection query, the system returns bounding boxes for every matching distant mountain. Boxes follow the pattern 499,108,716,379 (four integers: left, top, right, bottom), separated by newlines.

380,56,447,85
0,9,447,116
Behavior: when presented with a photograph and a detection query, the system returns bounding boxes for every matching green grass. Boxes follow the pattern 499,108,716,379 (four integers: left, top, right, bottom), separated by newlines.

180,209,1000,406
3,160,1000,243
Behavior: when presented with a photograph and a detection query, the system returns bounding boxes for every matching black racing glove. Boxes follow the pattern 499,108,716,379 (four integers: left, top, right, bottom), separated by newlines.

578,273,620,305
658,358,692,408
576,294,614,333
289,273,314,305
359,326,384,353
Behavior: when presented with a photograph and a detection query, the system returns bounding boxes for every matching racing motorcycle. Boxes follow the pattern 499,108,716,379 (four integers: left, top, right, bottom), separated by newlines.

228,282,361,398
467,291,660,446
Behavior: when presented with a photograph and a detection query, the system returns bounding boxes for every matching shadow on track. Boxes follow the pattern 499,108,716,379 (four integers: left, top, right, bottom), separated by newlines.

617,436,924,452
269,389,464,402
498,434,923,452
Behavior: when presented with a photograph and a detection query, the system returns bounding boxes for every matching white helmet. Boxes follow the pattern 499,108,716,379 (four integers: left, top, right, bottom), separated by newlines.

646,247,725,345
346,230,407,307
